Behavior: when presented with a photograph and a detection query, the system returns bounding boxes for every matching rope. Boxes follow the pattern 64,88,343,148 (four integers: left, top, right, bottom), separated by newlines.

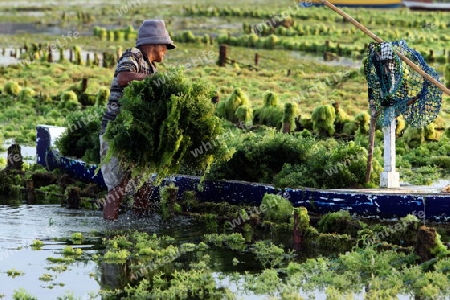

320,0,450,96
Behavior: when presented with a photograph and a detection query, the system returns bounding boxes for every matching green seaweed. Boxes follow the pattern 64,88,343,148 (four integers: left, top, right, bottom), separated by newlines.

46,257,75,264
260,193,293,223
253,91,283,128
30,239,44,250
6,268,25,278
317,210,352,233
62,246,83,256
252,241,286,268
104,249,129,261
12,288,37,300
311,105,336,137
70,232,84,245
216,88,252,124
39,273,54,282
55,106,104,164
4,81,21,96
104,67,223,184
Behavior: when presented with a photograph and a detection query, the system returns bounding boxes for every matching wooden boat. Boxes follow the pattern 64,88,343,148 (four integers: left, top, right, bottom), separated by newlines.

36,125,450,221
308,0,402,8
403,1,450,11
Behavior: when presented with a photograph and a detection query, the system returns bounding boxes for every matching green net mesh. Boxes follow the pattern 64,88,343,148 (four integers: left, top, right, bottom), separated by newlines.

364,40,442,127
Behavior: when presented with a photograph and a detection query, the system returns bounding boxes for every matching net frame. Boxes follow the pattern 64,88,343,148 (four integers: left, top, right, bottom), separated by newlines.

365,40,442,128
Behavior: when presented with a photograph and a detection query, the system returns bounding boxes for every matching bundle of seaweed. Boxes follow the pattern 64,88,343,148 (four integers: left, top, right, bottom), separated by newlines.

104,67,223,184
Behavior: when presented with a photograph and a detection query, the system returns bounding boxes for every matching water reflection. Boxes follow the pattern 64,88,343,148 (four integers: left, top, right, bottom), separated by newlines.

100,261,130,290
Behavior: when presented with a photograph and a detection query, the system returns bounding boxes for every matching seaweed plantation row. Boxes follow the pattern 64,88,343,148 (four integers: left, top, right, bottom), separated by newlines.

1,57,449,185
177,5,450,64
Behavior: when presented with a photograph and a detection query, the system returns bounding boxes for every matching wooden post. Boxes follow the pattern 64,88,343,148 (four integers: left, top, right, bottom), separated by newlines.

102,52,107,68
293,208,302,251
81,78,89,93
93,52,100,66
219,44,228,67
66,187,80,209
365,102,377,185
254,53,260,66
85,52,90,66
167,186,178,215
47,46,53,63
7,144,23,170
26,179,36,204
282,122,291,134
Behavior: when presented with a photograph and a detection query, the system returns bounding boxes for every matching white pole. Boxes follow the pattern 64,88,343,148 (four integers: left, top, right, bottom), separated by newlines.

380,106,400,188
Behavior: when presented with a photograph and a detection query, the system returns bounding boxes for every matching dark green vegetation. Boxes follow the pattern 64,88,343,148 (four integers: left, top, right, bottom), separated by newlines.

0,163,105,208
206,128,383,188
55,106,104,164
103,68,223,184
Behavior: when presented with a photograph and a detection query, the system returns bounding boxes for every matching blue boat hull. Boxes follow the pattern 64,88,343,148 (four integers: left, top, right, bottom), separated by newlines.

36,125,450,221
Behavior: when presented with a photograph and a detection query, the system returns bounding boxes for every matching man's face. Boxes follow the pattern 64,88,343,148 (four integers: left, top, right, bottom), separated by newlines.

150,45,168,62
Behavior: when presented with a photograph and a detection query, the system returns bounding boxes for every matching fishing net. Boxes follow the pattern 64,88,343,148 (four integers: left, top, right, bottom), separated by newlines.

364,40,442,127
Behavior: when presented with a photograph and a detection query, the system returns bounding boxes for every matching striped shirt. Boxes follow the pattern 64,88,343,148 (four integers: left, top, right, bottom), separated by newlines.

101,47,157,134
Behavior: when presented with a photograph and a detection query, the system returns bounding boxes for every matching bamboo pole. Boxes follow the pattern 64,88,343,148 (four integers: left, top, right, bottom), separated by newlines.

320,0,450,96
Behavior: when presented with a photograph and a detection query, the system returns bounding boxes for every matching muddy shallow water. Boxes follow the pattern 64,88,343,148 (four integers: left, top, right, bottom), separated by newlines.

0,203,208,298
0,204,269,299
0,202,417,299
0,205,115,299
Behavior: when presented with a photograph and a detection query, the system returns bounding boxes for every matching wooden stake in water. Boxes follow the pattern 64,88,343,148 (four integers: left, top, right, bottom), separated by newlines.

293,208,302,251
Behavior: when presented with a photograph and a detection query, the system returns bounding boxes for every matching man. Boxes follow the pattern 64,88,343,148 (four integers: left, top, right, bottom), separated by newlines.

99,20,176,220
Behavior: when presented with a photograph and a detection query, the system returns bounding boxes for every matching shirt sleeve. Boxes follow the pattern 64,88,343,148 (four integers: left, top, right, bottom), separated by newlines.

116,50,141,74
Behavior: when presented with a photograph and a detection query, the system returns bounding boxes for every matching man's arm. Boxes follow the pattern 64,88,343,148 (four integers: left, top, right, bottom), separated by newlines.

117,71,150,87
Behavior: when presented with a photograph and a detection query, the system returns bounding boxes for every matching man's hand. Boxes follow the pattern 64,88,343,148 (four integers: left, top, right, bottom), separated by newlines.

117,72,151,87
